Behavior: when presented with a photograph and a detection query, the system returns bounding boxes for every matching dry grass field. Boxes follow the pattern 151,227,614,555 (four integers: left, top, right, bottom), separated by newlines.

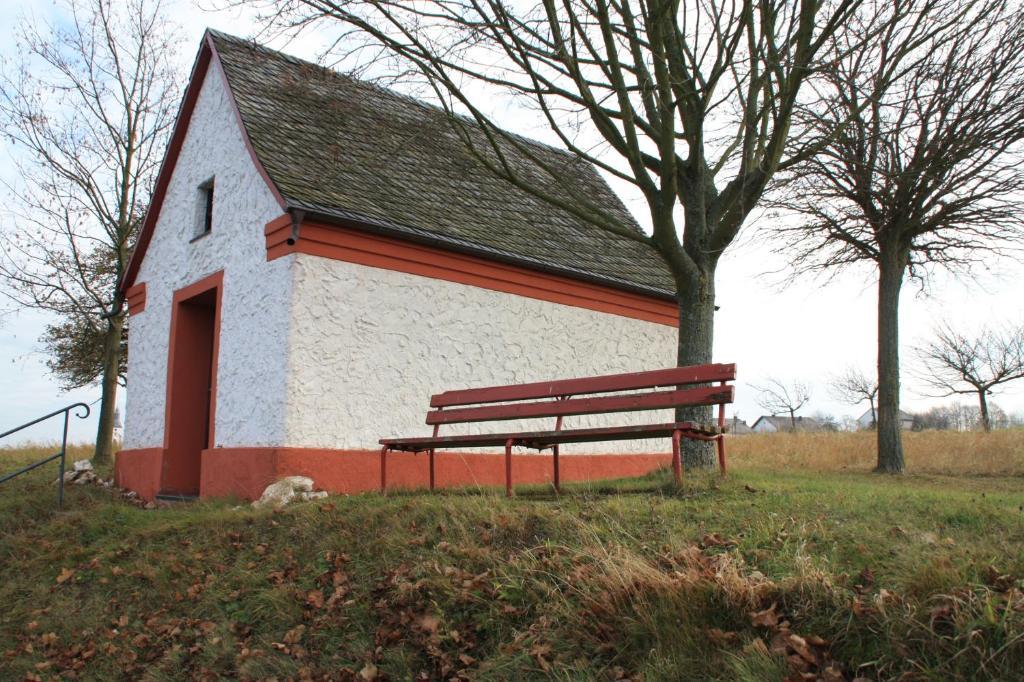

729,429,1024,476
1,432,1022,680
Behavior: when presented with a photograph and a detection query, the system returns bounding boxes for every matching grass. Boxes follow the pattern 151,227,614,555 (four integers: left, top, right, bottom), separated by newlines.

1,437,1023,680
730,429,1024,476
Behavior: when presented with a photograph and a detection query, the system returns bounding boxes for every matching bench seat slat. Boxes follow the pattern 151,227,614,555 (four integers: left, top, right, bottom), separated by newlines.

430,363,736,408
426,384,734,425
381,421,721,451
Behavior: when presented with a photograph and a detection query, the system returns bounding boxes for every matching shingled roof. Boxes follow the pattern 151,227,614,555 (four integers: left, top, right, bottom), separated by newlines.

207,30,674,297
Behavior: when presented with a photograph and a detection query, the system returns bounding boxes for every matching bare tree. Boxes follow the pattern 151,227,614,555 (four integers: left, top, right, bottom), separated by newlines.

829,366,878,428
769,0,1024,472
810,410,839,431
752,378,811,431
915,323,1024,431
0,0,180,463
231,0,861,468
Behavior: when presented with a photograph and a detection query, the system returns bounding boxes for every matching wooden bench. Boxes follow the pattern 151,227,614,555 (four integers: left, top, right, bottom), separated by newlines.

378,364,736,496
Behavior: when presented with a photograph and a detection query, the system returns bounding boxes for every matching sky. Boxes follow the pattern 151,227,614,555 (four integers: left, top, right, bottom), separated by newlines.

1,0,1022,444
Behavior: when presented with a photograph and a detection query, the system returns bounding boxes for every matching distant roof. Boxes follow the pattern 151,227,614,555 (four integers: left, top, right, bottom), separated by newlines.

206,30,674,297
752,415,824,431
728,417,753,434
858,408,914,422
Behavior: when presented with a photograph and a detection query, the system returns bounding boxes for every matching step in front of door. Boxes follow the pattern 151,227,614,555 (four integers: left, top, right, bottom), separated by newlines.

154,491,199,503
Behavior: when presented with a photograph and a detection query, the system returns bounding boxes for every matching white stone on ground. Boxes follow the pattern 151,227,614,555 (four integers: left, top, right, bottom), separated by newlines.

252,476,327,508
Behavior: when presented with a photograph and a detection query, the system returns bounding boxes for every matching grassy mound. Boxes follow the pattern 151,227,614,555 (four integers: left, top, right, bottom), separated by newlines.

1,450,1022,680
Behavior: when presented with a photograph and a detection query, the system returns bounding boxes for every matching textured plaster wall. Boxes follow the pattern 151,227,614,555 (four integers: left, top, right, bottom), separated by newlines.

123,60,289,449
285,255,678,452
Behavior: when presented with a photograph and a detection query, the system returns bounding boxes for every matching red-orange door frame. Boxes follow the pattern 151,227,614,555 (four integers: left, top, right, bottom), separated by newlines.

161,270,223,495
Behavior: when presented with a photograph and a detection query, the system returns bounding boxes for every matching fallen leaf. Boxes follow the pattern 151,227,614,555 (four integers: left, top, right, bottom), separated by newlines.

416,614,440,634
787,634,816,664
700,533,737,549
805,634,828,647
56,568,75,584
707,628,739,647
750,603,780,629
821,664,845,682
530,642,552,672
283,624,305,645
306,590,324,609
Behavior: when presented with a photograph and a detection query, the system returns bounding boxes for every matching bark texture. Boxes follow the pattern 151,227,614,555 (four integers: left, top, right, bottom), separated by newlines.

92,312,125,464
875,247,906,473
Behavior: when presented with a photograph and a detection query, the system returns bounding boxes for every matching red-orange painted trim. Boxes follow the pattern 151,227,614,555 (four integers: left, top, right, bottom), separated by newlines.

265,215,679,326
163,270,224,455
125,282,147,315
199,447,670,501
120,33,285,294
116,445,671,501
114,448,164,502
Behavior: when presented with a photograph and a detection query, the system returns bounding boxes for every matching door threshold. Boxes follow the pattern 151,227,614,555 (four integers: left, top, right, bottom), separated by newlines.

155,491,199,503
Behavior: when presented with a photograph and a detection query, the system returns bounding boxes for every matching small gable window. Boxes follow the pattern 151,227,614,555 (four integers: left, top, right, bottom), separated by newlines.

193,177,214,240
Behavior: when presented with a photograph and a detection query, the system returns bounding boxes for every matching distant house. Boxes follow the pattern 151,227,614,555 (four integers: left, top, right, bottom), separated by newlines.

751,415,823,433
727,417,753,435
856,409,914,430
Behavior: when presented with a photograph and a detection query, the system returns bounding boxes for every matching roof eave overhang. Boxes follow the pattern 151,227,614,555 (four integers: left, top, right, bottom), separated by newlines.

285,201,677,303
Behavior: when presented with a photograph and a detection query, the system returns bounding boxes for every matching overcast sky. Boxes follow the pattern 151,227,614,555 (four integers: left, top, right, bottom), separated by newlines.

2,0,1022,444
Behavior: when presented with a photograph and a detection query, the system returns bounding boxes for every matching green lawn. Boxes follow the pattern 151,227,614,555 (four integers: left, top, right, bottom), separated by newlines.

1,453,1022,680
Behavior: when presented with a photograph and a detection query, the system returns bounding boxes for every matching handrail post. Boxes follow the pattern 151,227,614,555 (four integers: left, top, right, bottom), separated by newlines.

58,410,71,509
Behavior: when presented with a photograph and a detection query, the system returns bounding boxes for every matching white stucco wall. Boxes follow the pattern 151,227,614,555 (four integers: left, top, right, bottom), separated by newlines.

123,60,290,449
284,255,679,453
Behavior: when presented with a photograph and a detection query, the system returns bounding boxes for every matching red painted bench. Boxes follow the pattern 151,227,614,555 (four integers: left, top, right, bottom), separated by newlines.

379,364,736,496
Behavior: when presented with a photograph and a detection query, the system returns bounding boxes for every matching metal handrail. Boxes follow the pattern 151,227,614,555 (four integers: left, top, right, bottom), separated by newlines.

0,402,91,509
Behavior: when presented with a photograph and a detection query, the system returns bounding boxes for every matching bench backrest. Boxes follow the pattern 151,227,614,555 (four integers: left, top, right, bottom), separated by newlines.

426,364,736,426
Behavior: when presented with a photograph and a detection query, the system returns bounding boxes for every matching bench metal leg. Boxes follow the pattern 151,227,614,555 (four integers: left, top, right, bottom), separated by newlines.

671,430,682,485
428,448,436,491
716,380,727,477
505,438,514,498
380,446,389,494
552,444,561,493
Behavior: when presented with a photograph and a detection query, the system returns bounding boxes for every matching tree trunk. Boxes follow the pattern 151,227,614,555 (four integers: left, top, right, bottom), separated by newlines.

875,246,906,473
869,400,876,429
674,265,717,469
92,312,125,465
789,409,797,431
977,389,991,432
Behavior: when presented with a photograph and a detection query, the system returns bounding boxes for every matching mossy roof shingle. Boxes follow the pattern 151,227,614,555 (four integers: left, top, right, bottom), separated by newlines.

210,31,674,296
